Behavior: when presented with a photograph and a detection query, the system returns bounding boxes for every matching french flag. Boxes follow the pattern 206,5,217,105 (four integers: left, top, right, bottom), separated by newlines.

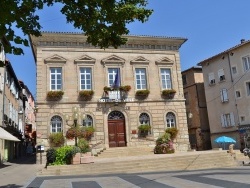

112,69,120,89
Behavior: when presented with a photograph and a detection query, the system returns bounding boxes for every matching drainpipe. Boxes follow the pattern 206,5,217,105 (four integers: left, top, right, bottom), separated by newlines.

226,52,240,127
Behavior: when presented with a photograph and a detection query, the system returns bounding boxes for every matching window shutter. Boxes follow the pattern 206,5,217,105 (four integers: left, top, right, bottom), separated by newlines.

230,112,235,126
0,75,4,91
224,89,228,101
218,69,224,77
220,90,224,102
221,114,225,127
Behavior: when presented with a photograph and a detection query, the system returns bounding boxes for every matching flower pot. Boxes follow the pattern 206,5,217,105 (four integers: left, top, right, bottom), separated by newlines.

71,153,81,165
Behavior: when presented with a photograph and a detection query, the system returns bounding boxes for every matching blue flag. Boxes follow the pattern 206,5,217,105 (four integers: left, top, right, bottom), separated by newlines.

112,69,120,89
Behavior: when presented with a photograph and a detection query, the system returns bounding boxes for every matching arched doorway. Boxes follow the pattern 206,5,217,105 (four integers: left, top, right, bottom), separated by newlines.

108,111,126,147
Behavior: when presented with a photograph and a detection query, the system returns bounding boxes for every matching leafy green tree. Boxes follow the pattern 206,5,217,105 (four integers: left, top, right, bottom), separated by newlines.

0,0,153,55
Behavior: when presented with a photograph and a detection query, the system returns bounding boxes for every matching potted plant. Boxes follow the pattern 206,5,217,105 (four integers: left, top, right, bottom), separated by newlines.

66,127,80,140
135,89,150,99
161,89,176,99
48,132,65,147
79,126,95,141
46,91,64,101
78,90,94,101
154,132,175,154
138,124,151,137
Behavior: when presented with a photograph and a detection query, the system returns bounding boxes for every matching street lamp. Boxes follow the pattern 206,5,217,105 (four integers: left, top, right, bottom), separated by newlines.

65,107,85,146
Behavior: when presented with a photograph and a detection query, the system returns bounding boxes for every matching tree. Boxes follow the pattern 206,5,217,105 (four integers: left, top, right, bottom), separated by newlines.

0,0,153,55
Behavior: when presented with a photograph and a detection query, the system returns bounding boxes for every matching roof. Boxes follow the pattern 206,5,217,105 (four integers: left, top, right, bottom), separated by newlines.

181,66,202,74
198,39,250,66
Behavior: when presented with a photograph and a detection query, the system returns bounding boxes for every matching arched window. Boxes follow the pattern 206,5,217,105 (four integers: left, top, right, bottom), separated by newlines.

139,113,150,125
83,115,93,127
166,112,176,128
108,111,125,120
51,115,63,133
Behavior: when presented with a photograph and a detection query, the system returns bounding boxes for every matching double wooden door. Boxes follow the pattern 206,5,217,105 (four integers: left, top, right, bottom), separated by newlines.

108,120,126,147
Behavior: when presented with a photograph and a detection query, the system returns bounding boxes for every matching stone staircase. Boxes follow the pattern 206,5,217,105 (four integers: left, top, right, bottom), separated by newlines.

38,147,239,176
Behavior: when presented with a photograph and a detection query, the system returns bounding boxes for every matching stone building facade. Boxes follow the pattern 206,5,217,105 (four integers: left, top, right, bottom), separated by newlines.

29,32,190,164
182,66,211,150
198,39,250,150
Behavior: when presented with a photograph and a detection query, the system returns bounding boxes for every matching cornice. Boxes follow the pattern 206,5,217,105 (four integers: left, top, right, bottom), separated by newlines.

29,32,187,59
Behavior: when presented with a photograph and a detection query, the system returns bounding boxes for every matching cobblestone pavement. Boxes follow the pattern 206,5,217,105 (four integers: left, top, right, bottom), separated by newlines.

26,167,250,188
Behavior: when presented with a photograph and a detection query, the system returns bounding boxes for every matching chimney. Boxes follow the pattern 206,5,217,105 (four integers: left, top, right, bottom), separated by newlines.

241,39,246,44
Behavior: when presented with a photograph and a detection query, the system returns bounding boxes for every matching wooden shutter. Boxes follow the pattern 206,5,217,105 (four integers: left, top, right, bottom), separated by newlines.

230,112,235,126
221,114,225,127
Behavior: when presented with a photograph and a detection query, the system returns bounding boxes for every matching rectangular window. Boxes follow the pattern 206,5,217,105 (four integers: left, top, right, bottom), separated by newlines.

50,67,62,90
135,68,147,90
235,90,241,98
218,69,225,81
208,72,215,85
242,56,250,72
108,68,120,87
246,82,250,96
161,68,172,89
232,66,237,74
220,89,229,102
80,67,92,90
240,116,245,122
221,112,235,127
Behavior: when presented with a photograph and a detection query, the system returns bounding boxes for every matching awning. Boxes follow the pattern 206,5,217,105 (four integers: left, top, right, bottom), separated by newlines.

0,127,20,141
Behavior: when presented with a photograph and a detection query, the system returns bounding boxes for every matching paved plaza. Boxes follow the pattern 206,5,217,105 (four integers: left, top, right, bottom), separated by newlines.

1,154,250,188
27,167,250,188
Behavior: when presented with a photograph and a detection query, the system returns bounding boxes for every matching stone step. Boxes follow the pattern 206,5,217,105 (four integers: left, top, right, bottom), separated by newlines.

95,146,154,158
38,150,237,176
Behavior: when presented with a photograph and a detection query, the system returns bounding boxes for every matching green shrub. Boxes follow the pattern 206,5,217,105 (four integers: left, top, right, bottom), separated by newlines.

78,138,90,153
46,148,56,166
65,146,81,161
165,127,178,140
154,130,177,154
156,132,171,145
53,146,74,165
48,132,65,147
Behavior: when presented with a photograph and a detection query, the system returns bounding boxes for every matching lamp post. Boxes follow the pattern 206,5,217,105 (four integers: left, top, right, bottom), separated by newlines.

72,107,79,146
64,107,86,146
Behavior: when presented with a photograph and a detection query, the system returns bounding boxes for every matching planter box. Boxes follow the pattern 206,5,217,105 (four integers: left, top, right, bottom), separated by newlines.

80,156,94,164
71,153,81,165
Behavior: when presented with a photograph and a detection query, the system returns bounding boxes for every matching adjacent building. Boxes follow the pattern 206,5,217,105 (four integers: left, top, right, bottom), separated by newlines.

198,39,250,149
0,36,35,163
182,66,211,150
29,32,191,164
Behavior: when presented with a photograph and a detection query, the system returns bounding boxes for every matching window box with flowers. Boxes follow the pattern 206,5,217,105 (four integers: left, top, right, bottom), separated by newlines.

135,89,150,99
47,91,64,101
79,126,95,141
119,85,131,92
138,124,151,137
78,90,94,101
161,89,176,99
103,86,112,95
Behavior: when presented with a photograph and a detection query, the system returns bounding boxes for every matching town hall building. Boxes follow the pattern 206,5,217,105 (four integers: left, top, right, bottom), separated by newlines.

29,32,190,164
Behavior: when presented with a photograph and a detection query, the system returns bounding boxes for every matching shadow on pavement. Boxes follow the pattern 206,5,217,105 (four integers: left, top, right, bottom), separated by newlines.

0,184,23,188
0,154,36,169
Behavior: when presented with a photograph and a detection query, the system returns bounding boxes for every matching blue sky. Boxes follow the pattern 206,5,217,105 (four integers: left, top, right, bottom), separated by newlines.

6,0,250,98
